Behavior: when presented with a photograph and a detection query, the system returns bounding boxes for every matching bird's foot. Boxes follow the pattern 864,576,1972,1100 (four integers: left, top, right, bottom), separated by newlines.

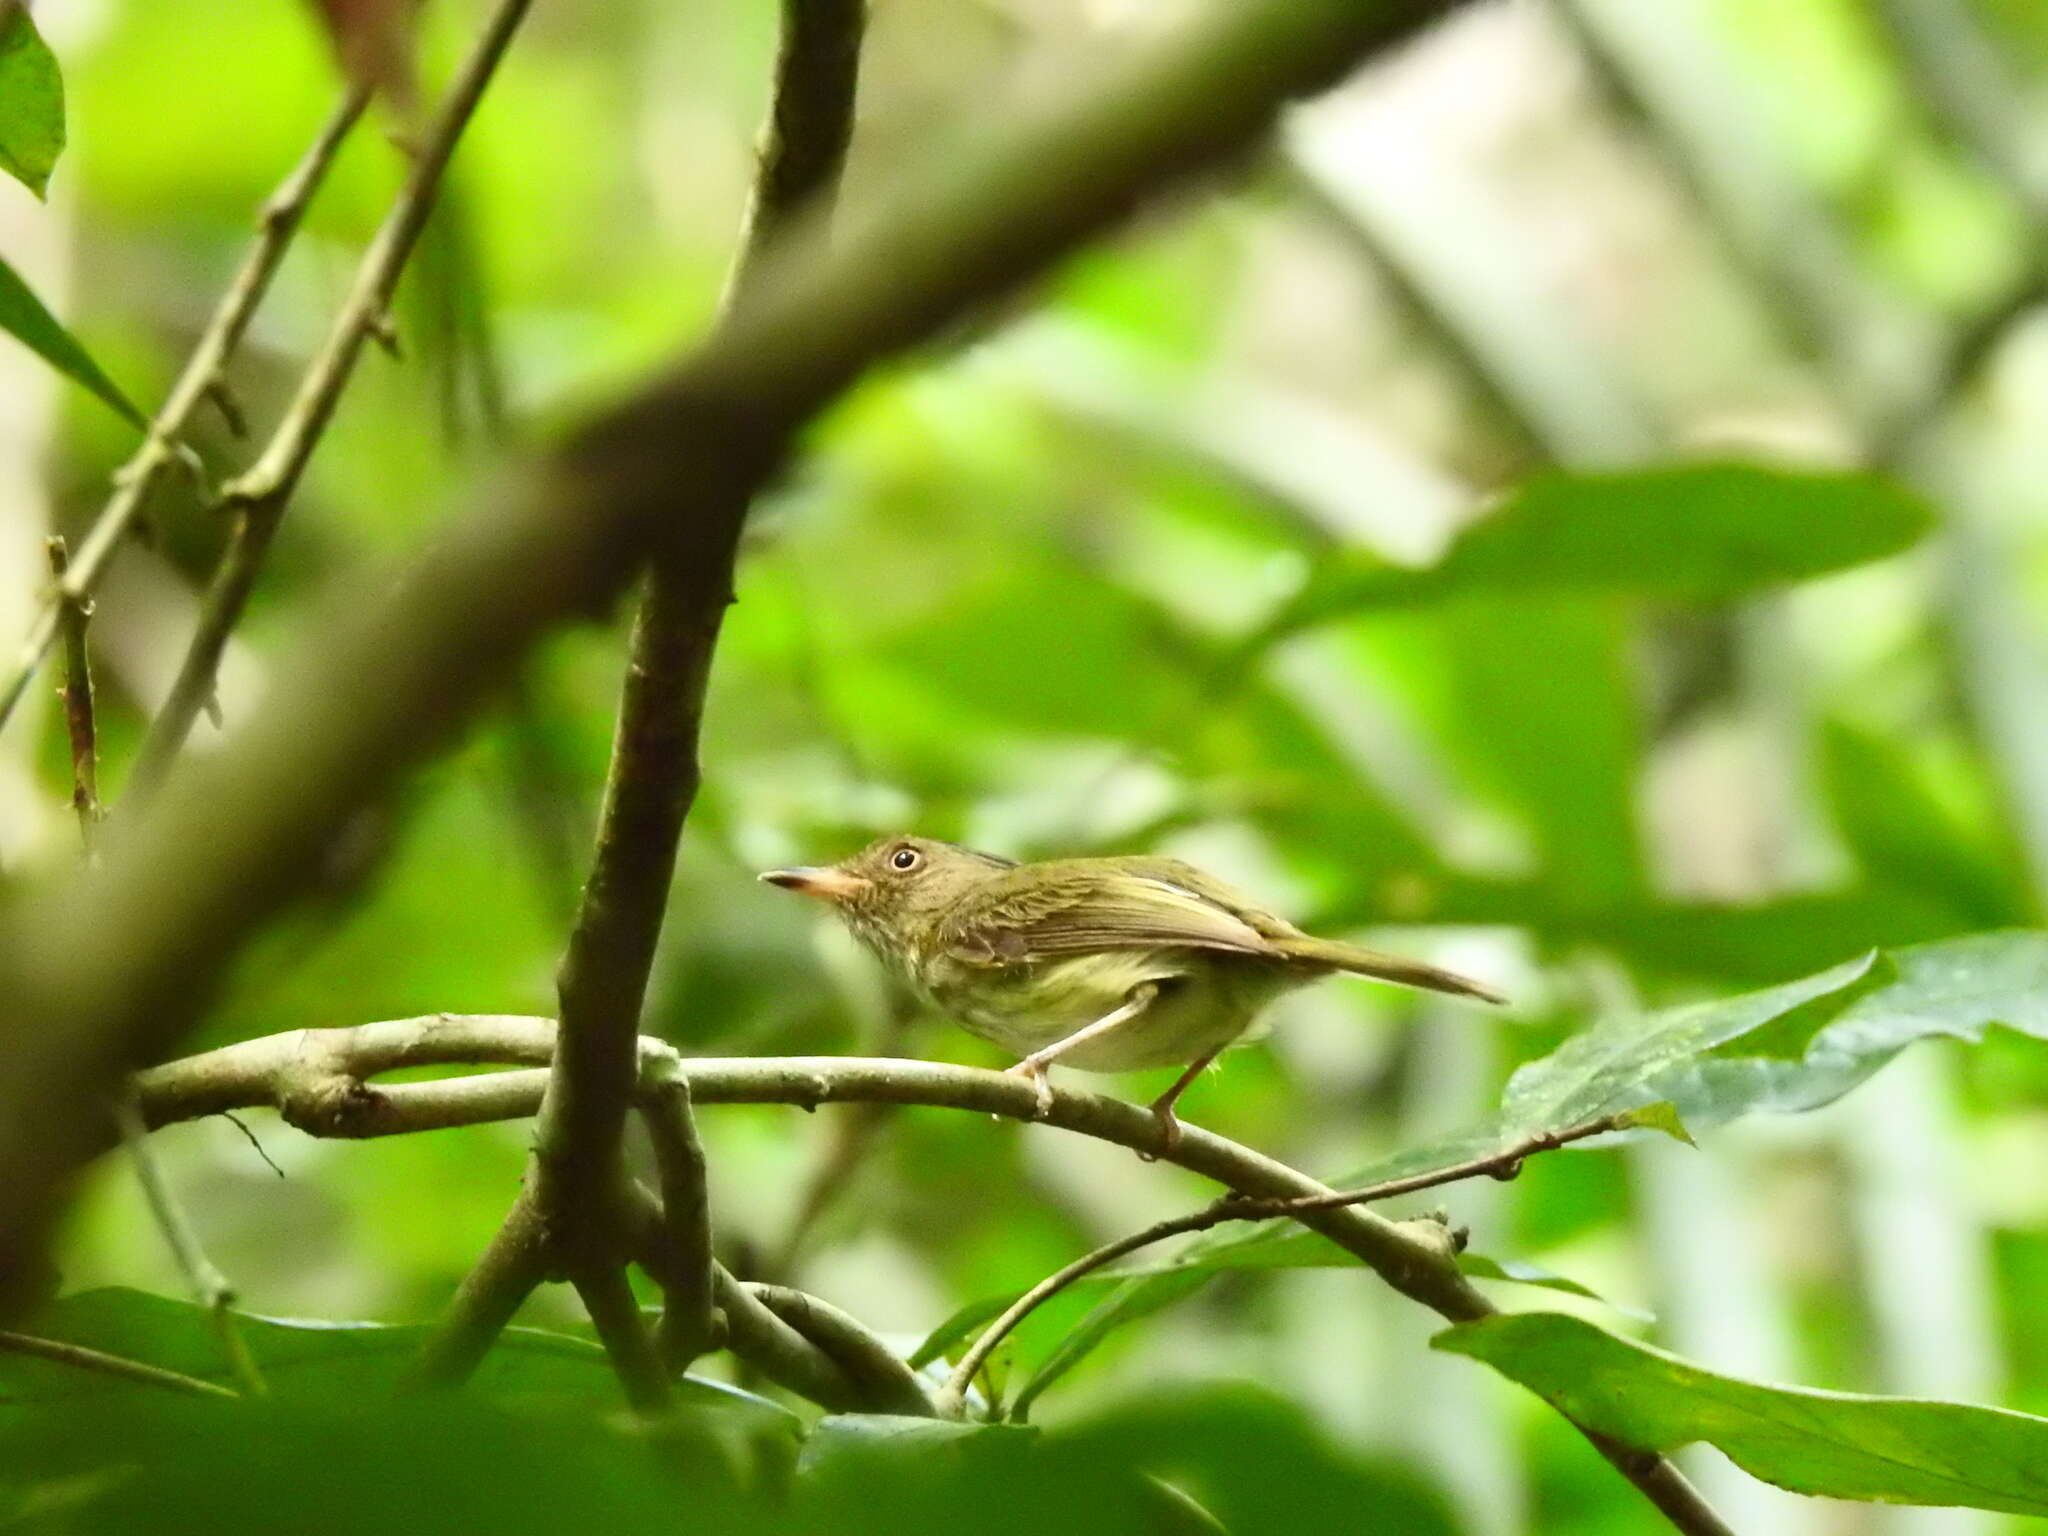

1003,1057,1055,1119
1137,1099,1184,1163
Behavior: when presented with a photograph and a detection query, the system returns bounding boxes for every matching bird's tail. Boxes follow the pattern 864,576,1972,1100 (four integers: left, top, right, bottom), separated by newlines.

1272,935,1506,1005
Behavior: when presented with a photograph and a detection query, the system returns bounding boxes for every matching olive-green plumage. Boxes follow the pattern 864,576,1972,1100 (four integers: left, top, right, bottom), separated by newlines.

761,835,1502,1134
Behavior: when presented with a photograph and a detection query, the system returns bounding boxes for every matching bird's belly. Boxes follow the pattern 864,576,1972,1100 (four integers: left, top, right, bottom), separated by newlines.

923,950,1291,1072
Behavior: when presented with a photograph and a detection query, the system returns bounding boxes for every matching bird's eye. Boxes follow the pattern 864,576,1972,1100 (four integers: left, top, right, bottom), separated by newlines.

889,846,921,872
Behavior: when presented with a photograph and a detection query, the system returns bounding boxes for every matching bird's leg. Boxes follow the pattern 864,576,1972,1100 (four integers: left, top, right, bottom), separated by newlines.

1142,1047,1222,1159
1004,983,1159,1119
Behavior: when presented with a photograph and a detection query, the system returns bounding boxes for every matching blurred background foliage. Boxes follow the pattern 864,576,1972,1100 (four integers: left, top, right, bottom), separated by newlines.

7,0,2048,1530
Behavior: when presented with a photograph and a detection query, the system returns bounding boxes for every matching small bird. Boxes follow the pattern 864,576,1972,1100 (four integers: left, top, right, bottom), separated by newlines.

761,835,1503,1150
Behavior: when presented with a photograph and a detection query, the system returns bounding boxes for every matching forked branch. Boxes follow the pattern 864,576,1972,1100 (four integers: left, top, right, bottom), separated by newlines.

935,1113,1631,1416
125,0,534,800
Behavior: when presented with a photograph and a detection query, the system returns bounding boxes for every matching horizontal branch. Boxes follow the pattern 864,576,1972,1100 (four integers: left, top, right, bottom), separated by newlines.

133,1018,1488,1326
132,1017,1727,1532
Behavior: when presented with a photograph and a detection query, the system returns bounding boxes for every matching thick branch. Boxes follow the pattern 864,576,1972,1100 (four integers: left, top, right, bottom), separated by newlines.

572,1264,671,1413
410,1194,549,1388
523,0,867,1362
0,87,368,732
126,0,533,799
134,1025,1493,1326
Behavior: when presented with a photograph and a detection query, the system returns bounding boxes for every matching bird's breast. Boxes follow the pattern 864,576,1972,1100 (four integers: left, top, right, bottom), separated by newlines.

917,949,1299,1071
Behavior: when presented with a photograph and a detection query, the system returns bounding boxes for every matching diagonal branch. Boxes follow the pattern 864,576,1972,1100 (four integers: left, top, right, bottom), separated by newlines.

125,0,533,801
0,87,369,733
0,1328,239,1400
935,1113,1630,1416
433,0,871,1395
113,1097,268,1397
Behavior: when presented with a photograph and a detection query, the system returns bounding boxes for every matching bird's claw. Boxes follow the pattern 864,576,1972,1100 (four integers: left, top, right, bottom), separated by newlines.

1137,1101,1183,1163
1004,1058,1055,1119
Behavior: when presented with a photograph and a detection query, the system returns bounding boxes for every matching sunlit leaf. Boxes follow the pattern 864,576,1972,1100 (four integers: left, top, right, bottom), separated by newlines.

1608,1100,1694,1146
0,3,62,197
0,255,146,430
1436,1312,2048,1516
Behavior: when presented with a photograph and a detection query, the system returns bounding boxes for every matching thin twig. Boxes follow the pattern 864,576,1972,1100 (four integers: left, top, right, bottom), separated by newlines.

113,1097,268,1397
0,1328,239,1400
936,1114,1627,1416
0,88,369,732
125,0,533,800
43,539,101,849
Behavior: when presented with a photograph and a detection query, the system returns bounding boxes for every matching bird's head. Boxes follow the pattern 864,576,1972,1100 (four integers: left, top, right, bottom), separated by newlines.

760,835,1014,960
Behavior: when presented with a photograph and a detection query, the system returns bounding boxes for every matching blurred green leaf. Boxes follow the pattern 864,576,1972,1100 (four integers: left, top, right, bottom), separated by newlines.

1010,1270,1209,1422
0,4,62,197
1059,1386,1459,1536
1821,718,2032,929
1434,598,1645,902
0,1389,746,1535
4,1289,795,1428
1435,1312,2048,1516
793,1412,1192,1536
1261,462,1935,640
0,255,146,430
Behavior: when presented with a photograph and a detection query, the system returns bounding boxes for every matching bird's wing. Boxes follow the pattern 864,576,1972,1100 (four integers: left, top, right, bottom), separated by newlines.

939,860,1281,967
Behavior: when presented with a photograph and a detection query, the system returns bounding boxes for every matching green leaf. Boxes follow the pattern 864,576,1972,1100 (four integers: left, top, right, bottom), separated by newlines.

1433,598,1646,904
1058,1386,1459,1536
1435,1312,2048,1516
1608,1100,1695,1146
1454,1252,1650,1317
0,4,63,197
3,1288,796,1429
1820,718,2029,929
1261,462,1935,639
1010,1269,1209,1422
0,256,147,430
1099,932,2048,1338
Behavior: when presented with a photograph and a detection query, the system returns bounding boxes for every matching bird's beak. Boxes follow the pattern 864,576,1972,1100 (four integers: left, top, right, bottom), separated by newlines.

759,866,870,902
